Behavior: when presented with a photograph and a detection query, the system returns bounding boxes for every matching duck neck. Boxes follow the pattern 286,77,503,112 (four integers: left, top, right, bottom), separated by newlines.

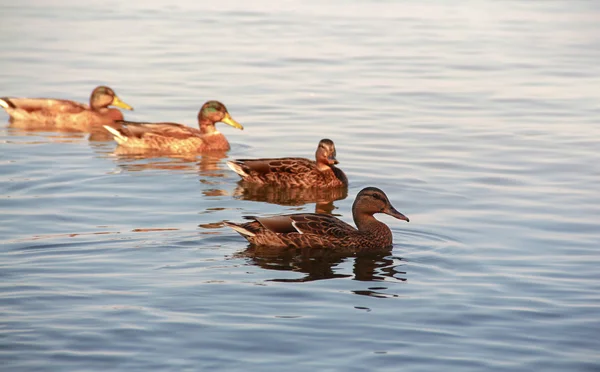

101,108,124,121
89,100,102,112
353,211,383,232
199,119,229,150
317,163,332,172
353,212,393,247
199,118,218,135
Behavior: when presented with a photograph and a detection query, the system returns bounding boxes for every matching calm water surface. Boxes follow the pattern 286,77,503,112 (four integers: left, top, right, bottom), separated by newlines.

1,1,600,371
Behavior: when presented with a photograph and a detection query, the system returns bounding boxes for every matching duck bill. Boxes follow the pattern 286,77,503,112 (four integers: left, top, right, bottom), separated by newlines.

327,155,339,165
111,95,134,111
221,113,244,130
385,205,409,222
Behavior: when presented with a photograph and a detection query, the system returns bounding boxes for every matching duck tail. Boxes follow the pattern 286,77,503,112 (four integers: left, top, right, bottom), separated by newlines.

226,160,249,178
0,97,16,109
103,125,128,144
223,221,256,237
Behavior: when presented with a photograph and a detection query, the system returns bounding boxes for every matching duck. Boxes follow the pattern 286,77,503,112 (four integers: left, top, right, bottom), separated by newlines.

224,187,409,251
0,86,133,131
227,139,348,188
104,100,243,154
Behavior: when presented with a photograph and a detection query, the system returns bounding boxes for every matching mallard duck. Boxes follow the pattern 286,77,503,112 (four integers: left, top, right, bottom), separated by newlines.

224,187,409,251
103,101,243,154
0,86,133,131
227,139,348,188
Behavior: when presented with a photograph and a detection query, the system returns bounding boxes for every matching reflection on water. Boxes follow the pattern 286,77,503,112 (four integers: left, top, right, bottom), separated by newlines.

8,120,116,142
2,0,600,370
101,151,229,174
236,246,406,285
7,228,182,245
6,124,87,143
233,183,348,214
88,127,117,142
201,188,228,197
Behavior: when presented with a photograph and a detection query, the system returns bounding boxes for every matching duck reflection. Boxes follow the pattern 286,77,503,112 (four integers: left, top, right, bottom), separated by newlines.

6,124,88,143
94,148,231,197
98,149,229,175
237,246,407,286
233,183,348,215
7,121,122,142
89,126,119,141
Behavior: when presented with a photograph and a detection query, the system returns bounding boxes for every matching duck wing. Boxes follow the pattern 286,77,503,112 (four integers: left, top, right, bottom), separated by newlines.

1,98,86,114
229,157,315,177
116,120,201,139
255,213,356,237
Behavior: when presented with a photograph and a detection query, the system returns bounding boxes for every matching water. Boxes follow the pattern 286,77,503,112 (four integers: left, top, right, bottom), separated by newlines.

2,1,600,371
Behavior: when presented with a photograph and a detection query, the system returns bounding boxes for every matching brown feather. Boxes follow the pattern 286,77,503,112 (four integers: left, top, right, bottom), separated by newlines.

106,100,242,154
0,86,132,132
227,139,348,188
225,187,409,252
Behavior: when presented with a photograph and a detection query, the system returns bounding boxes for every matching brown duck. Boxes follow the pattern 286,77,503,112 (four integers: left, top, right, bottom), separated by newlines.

0,86,133,131
224,187,409,251
227,139,348,188
104,100,243,154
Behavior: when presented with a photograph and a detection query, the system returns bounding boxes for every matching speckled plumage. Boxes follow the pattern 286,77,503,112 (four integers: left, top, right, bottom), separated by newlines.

224,187,409,251
104,100,243,154
0,86,133,132
227,139,348,188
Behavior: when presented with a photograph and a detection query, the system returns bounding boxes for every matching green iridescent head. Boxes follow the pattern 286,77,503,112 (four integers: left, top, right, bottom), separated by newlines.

198,100,243,130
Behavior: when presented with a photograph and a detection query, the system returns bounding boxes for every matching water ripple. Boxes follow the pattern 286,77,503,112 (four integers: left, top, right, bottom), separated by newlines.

2,1,600,371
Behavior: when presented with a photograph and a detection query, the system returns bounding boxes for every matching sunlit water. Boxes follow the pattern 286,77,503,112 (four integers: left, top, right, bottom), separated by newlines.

1,1,600,371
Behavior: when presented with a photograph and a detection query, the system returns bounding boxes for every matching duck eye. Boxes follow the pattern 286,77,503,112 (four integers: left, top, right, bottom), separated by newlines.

371,193,381,200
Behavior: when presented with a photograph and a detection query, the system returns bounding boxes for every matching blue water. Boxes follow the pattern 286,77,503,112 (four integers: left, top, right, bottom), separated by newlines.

1,1,600,371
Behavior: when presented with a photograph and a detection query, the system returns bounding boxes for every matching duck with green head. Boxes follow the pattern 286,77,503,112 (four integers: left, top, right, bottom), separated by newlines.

104,100,243,154
0,86,133,131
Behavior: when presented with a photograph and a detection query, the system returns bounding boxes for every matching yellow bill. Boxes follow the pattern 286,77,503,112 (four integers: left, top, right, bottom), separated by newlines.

221,113,243,130
111,95,134,111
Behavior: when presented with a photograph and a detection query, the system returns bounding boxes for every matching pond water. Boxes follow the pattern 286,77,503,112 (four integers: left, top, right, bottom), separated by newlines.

1,1,599,371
